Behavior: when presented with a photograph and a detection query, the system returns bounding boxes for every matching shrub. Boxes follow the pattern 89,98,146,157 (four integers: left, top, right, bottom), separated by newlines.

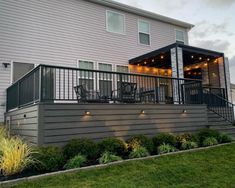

63,139,98,160
197,128,220,146
0,137,35,176
157,143,176,154
64,154,86,170
129,146,149,159
217,134,233,143
202,137,218,147
98,137,127,157
181,141,198,150
98,152,122,164
176,133,198,149
127,135,154,154
34,146,64,172
152,133,176,153
0,124,7,140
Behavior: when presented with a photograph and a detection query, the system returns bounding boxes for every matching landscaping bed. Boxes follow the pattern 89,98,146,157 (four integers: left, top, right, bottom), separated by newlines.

0,124,234,185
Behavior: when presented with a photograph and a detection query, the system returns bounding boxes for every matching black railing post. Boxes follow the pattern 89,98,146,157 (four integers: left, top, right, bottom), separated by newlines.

39,65,43,102
17,81,20,108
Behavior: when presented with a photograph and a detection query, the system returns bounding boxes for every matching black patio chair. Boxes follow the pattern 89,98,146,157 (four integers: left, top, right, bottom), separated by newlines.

111,82,138,103
74,85,102,103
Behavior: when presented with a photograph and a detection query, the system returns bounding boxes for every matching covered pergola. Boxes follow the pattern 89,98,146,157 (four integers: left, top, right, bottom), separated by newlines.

129,42,228,99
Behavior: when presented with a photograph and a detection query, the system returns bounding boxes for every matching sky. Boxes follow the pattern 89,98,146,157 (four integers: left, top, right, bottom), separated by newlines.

114,0,235,83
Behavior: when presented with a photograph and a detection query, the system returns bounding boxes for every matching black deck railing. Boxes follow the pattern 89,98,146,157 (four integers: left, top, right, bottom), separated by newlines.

6,64,204,112
203,89,234,123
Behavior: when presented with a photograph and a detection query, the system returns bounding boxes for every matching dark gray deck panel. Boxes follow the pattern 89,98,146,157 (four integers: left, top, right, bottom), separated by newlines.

40,103,208,146
5,104,38,145
5,103,208,146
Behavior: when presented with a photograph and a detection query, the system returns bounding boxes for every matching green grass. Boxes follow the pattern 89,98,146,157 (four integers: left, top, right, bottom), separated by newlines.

5,143,235,188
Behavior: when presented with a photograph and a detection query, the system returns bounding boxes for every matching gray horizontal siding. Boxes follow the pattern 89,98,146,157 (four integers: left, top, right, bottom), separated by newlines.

0,0,188,66
5,105,39,145
40,104,207,146
0,61,11,122
0,0,189,119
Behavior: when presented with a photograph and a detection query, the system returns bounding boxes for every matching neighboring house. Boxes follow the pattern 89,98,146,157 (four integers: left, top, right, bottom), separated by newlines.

1,0,234,144
231,83,235,104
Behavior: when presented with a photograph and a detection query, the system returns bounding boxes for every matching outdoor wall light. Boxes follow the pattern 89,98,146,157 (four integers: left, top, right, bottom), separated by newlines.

84,111,91,115
182,109,187,113
2,62,10,68
140,110,145,114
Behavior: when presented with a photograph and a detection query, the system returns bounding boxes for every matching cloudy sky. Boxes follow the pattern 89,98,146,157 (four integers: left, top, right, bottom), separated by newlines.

114,0,235,83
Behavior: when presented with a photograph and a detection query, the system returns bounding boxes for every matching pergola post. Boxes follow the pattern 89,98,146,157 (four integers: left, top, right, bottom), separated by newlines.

170,46,184,104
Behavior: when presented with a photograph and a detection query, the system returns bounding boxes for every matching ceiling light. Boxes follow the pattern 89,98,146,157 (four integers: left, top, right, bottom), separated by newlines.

84,111,91,115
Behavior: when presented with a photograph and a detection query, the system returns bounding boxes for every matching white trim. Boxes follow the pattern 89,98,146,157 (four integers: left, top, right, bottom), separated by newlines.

106,10,126,35
175,29,185,43
88,0,194,29
10,60,13,84
138,19,151,46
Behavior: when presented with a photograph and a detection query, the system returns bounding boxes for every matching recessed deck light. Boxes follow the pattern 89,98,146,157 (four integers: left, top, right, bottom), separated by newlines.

84,111,91,115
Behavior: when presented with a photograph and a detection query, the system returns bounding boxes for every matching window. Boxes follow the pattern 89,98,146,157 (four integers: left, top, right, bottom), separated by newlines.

116,65,128,73
138,20,150,45
106,10,125,34
175,30,185,44
78,60,94,90
99,63,112,98
12,62,34,83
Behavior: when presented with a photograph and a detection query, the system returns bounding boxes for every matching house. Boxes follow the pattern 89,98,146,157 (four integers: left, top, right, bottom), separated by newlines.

231,83,235,104
1,0,234,145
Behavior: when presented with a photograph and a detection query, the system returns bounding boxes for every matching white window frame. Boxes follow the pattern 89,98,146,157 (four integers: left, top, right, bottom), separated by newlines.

77,59,97,90
138,19,151,46
175,29,185,44
97,62,114,97
106,10,126,35
115,64,129,73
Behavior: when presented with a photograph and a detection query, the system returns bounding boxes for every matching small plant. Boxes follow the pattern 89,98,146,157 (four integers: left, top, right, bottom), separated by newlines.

217,134,233,143
176,133,198,149
157,143,176,154
64,154,86,170
129,146,149,159
181,141,198,150
63,138,98,160
98,137,127,157
34,146,64,172
152,133,176,153
202,137,218,147
99,152,122,164
0,137,35,176
197,128,220,146
127,135,154,154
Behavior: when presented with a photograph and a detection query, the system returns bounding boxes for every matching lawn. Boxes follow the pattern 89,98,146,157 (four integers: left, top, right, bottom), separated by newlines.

5,143,235,188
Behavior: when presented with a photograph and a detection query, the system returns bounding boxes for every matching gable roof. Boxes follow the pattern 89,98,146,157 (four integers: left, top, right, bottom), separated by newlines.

88,0,194,29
